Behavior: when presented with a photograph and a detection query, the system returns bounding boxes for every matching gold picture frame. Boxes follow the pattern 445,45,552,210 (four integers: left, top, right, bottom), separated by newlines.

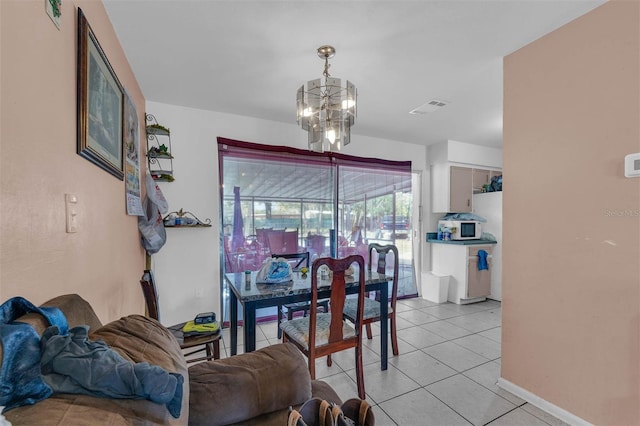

77,8,124,180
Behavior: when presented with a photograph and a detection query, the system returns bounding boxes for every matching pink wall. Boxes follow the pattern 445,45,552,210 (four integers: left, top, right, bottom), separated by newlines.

503,1,639,424
1,1,146,322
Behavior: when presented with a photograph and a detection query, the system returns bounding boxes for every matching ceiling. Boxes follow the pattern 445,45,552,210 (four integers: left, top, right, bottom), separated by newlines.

103,0,605,150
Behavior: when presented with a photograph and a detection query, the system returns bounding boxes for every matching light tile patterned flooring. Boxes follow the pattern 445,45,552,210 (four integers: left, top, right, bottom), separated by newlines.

219,298,568,426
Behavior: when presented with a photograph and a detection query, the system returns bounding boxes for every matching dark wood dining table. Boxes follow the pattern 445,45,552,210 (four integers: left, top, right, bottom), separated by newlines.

225,268,391,371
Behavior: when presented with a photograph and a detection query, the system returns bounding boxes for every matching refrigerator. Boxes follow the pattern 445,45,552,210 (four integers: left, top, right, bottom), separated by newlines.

473,191,502,301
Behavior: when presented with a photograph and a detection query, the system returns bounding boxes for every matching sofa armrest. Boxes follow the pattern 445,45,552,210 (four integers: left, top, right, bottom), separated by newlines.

188,343,312,426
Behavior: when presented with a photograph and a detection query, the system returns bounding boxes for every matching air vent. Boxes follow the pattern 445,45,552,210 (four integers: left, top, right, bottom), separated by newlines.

409,99,449,115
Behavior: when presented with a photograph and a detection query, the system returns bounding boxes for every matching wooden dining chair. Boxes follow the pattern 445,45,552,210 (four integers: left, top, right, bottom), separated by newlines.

280,255,366,399
343,243,400,356
140,270,220,363
272,252,329,339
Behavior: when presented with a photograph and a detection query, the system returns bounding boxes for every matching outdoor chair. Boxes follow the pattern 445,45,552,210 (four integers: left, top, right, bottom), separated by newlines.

343,243,400,356
140,270,221,363
281,255,366,399
272,252,329,339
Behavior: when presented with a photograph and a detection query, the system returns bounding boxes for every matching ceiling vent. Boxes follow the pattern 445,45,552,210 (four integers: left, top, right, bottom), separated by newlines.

409,99,449,115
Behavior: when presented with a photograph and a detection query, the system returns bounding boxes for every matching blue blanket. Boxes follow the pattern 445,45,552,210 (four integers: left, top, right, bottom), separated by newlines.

40,325,183,418
0,296,68,412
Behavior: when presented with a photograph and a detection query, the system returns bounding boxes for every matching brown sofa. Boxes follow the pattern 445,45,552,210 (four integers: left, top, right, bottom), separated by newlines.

1,294,341,425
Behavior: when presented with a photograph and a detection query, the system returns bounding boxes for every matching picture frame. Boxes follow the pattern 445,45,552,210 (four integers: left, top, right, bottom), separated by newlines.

77,8,124,180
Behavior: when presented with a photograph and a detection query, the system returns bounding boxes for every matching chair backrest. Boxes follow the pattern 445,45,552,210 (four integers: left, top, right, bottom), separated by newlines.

282,229,299,254
256,228,272,248
368,243,399,309
266,229,286,254
306,234,327,258
309,255,365,348
140,269,160,321
272,251,310,269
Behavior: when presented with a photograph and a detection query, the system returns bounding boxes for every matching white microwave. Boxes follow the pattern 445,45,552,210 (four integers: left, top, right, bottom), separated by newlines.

438,220,482,240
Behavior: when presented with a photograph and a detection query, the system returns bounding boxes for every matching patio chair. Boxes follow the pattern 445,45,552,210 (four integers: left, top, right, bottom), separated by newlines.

272,252,329,339
343,243,400,356
281,255,366,399
266,229,286,254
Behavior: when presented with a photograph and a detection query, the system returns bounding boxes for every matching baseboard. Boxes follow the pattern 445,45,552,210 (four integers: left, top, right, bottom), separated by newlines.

497,377,593,426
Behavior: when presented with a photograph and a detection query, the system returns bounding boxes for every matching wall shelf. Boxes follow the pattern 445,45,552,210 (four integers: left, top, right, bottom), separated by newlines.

146,114,174,182
163,209,211,228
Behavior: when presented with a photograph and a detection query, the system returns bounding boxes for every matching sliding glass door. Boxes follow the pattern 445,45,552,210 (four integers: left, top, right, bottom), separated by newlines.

218,138,415,323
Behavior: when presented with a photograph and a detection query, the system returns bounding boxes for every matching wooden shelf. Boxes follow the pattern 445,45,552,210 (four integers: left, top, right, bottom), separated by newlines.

165,224,211,228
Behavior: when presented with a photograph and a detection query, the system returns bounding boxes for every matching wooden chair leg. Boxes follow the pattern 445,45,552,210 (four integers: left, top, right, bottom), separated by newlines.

355,344,365,399
213,339,221,360
309,357,316,380
365,323,373,340
326,354,332,367
205,343,213,361
277,304,284,339
390,315,399,356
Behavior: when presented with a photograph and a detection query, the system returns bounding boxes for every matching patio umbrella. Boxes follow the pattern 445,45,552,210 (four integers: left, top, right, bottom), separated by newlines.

231,186,244,253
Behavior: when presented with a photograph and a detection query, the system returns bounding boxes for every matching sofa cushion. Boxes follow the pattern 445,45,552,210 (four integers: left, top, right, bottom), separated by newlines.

89,314,189,424
4,394,130,425
188,343,312,426
41,294,103,332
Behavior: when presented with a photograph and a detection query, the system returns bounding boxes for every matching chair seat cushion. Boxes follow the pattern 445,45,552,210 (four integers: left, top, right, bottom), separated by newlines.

280,313,356,350
343,298,393,321
283,299,329,311
283,301,312,310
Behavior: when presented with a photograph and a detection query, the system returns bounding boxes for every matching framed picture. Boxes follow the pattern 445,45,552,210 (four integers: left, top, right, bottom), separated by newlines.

77,8,124,180
123,89,144,216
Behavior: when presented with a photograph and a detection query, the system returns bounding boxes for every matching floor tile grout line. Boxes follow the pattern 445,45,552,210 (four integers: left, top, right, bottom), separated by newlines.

219,300,568,426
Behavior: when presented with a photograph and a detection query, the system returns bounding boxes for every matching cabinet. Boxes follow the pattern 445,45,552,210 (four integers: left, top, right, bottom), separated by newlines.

450,166,473,212
145,114,174,182
472,168,490,193
431,164,501,213
430,242,494,304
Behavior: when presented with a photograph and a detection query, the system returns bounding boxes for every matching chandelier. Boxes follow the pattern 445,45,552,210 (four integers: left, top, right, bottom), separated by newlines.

297,45,357,152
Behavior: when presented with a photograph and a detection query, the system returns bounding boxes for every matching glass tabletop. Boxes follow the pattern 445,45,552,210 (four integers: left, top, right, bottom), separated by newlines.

225,269,390,302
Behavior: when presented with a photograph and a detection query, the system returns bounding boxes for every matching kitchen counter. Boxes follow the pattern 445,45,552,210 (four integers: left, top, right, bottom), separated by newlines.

427,238,497,246
429,240,496,304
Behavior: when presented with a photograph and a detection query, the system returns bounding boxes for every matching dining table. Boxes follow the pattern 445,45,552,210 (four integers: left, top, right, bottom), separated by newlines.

225,268,391,371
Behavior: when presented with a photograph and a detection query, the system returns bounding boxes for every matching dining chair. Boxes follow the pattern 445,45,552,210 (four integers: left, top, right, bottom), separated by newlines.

272,252,329,339
343,243,400,356
140,270,221,363
280,255,366,399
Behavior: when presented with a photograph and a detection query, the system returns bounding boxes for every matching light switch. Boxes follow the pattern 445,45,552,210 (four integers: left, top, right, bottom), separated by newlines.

65,194,78,233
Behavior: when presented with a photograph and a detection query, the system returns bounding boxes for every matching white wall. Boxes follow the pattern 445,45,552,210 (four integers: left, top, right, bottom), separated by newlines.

448,140,502,168
145,101,428,326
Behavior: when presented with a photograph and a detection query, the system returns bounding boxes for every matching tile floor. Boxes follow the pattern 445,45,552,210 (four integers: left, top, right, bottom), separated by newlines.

218,298,569,426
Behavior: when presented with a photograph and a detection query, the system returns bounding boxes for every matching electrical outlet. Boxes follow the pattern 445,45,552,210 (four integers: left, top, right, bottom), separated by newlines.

195,288,204,298
65,194,78,233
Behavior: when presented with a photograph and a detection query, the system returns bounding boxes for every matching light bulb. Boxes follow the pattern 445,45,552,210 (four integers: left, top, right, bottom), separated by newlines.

342,99,355,109
326,129,336,144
